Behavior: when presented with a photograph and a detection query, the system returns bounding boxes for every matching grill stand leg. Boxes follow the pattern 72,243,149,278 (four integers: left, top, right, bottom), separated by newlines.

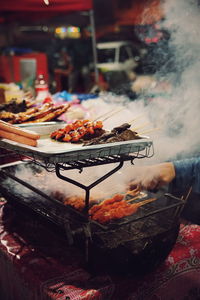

55,161,124,262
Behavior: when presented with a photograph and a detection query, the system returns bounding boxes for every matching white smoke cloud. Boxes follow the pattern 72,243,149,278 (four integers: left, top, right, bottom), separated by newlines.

89,0,200,167
132,0,200,164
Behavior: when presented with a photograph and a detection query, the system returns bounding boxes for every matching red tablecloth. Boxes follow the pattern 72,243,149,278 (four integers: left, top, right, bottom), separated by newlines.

0,201,200,300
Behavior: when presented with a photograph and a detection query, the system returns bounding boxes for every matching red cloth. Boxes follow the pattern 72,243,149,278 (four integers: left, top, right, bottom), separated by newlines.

0,202,200,300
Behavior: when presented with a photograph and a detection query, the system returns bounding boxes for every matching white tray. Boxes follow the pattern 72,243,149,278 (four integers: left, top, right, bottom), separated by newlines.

0,124,153,164
14,121,65,135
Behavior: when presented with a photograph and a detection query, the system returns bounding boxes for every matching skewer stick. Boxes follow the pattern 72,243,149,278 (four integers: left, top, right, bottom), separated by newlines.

138,127,160,136
129,113,145,125
93,109,116,122
125,187,140,197
126,191,147,202
101,107,125,122
131,122,151,132
127,197,156,205
91,190,140,208
126,196,140,203
125,194,143,203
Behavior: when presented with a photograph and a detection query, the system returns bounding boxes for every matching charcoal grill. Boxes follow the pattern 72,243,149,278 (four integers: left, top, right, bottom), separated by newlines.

0,136,187,274
0,159,186,275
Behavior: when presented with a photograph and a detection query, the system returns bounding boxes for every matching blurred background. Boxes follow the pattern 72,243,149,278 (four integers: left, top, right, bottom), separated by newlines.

0,0,173,99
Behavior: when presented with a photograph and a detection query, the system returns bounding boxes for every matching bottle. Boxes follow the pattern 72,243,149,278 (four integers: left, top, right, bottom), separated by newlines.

35,74,52,103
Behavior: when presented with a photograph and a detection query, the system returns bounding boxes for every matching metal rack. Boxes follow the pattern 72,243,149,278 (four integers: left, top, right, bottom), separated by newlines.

0,136,153,164
0,138,154,209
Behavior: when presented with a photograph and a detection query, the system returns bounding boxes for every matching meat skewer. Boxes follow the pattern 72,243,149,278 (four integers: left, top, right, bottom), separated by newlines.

89,187,141,216
83,123,140,146
0,103,70,124
50,120,104,142
90,196,156,224
89,194,124,215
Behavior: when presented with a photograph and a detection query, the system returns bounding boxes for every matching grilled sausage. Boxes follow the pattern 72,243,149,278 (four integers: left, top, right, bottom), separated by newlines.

0,120,40,140
0,129,37,147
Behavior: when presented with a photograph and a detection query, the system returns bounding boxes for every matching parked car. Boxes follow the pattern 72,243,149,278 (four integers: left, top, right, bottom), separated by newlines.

96,41,143,74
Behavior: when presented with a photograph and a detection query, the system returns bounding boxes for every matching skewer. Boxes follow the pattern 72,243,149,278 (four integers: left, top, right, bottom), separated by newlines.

125,187,141,197
137,127,160,136
101,107,125,122
126,190,147,198
128,113,145,125
93,109,115,122
131,122,151,132
125,195,142,202
90,189,140,211
127,197,156,205
125,193,146,203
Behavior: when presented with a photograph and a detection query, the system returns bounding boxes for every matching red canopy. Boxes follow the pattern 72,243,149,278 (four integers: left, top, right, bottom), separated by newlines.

0,0,93,24
0,0,93,13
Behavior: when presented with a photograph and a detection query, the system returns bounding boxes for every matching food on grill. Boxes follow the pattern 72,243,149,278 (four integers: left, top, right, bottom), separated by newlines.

51,191,97,211
83,123,141,146
63,195,85,211
0,102,70,124
90,195,156,224
0,120,40,147
51,187,141,214
50,119,105,142
89,194,124,215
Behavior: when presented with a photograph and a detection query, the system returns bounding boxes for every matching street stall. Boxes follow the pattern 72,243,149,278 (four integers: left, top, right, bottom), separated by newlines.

0,71,199,300
0,100,200,299
0,1,200,300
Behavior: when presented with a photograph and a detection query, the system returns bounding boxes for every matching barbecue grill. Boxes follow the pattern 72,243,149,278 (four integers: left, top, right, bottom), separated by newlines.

0,137,186,275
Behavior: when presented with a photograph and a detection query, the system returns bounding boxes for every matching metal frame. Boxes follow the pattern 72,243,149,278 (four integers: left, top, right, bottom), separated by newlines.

56,160,124,214
0,160,186,263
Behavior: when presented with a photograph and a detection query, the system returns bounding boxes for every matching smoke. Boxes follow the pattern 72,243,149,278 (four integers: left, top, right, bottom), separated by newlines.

89,0,200,167
88,0,200,166
3,162,130,201
132,0,200,164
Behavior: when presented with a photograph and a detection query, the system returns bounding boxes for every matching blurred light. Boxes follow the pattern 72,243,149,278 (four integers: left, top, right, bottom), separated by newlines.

43,26,48,32
44,0,49,5
55,26,81,39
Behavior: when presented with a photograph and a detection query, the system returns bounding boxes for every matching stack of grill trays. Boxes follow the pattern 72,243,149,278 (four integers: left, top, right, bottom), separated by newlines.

0,161,185,275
